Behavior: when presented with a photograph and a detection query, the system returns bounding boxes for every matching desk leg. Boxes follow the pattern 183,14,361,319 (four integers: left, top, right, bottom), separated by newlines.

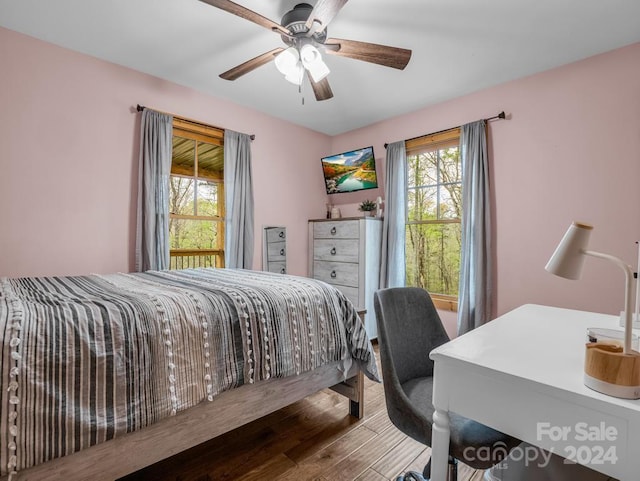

431,408,451,481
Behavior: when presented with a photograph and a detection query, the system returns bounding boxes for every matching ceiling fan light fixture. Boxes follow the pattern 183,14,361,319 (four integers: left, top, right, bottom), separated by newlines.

275,47,299,76
299,43,330,82
284,60,305,85
307,59,330,82
299,44,321,67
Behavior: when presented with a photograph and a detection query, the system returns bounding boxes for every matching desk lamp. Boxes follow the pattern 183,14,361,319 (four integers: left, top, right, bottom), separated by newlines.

545,221,640,399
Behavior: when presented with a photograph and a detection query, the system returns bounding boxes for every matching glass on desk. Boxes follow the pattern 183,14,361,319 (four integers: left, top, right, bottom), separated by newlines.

586,327,639,351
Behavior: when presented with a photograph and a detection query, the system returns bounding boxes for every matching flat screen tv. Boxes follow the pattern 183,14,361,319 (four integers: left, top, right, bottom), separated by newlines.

321,146,378,194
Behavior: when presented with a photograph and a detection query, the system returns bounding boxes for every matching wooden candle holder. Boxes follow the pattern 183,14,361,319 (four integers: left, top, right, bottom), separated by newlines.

584,343,640,399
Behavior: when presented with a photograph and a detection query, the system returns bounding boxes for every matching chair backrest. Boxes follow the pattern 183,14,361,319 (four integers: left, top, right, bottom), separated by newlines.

374,287,451,385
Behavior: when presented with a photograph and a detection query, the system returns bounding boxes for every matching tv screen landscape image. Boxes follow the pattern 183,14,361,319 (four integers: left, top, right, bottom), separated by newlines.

321,146,378,194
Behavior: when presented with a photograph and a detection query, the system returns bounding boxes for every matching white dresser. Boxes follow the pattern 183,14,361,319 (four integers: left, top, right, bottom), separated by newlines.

308,217,382,339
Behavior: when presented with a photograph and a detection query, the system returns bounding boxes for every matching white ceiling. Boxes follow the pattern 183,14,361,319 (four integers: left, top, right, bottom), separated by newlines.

1,0,640,135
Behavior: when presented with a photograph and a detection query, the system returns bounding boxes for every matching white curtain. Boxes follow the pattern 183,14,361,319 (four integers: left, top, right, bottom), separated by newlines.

135,109,173,272
379,141,407,288
224,130,254,269
458,120,493,335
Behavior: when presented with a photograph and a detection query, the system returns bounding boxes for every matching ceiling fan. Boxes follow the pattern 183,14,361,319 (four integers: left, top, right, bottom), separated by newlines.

199,0,412,101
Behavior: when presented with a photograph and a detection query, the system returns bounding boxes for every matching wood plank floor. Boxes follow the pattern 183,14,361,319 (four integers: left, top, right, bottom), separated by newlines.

120,345,484,481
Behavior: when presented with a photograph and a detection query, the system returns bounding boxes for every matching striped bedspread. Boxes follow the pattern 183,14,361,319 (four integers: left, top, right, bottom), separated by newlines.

0,268,378,476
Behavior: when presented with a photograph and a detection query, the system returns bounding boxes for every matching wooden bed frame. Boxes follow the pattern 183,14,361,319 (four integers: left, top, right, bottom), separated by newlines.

3,362,365,481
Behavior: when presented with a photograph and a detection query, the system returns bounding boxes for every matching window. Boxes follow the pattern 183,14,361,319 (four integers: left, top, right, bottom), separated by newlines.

169,118,225,269
405,128,462,311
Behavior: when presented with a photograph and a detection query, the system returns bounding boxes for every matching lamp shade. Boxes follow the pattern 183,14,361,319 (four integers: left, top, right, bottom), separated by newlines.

545,222,594,280
306,59,330,82
300,44,321,66
300,44,330,82
284,61,304,85
275,47,299,76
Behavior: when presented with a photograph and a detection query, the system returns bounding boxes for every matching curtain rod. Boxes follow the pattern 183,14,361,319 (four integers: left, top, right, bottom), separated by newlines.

384,111,505,149
136,104,255,141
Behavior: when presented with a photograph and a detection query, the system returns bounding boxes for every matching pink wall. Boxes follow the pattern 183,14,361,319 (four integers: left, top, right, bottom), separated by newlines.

2,25,639,328
331,42,640,325
0,27,330,277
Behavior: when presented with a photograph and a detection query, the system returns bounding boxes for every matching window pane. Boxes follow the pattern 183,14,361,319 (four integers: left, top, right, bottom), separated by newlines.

439,147,462,219
439,183,462,219
197,142,223,180
169,176,194,216
169,218,222,250
407,186,437,222
439,147,460,184
405,222,461,296
172,137,195,176
170,253,221,270
407,152,438,188
196,180,220,217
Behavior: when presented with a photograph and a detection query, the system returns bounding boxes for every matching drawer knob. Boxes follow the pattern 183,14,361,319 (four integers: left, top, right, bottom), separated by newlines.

330,227,337,235
280,248,285,256
279,231,285,238
330,270,337,278
330,247,336,255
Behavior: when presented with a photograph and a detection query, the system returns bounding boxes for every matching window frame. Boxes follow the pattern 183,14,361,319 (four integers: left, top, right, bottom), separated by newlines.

169,118,226,268
405,127,461,312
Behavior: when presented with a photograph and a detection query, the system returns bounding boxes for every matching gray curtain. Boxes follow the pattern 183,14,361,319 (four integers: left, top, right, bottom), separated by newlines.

224,130,254,269
379,141,407,288
135,109,173,272
458,120,492,335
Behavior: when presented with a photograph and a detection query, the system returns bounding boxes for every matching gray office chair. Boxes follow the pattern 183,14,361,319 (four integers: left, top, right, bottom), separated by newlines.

374,287,520,481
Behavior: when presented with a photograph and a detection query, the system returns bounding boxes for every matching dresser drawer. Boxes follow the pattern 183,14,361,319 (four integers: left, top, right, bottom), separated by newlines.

267,261,286,274
313,261,359,288
266,241,286,261
313,220,359,239
313,239,359,263
266,227,286,243
332,285,360,308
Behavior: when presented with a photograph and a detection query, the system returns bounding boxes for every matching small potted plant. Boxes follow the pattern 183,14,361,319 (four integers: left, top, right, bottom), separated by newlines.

359,199,377,217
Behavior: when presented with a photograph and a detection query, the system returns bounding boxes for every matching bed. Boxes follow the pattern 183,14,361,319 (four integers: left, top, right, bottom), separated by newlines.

0,268,379,480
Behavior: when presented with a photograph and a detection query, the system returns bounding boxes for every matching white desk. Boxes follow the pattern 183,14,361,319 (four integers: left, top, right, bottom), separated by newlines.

429,304,640,481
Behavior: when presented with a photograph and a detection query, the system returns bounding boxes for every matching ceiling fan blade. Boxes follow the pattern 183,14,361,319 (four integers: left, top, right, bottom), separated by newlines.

325,38,412,70
199,0,290,35
308,74,333,101
220,48,284,80
305,0,349,32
